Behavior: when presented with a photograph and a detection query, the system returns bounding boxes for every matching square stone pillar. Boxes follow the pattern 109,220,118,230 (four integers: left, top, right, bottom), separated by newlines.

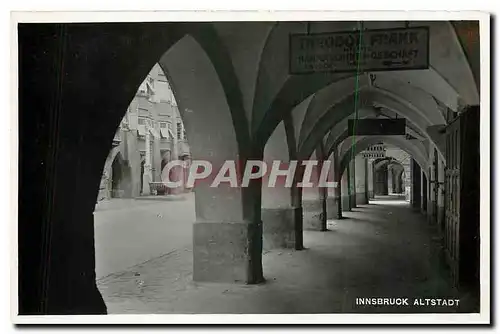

411,159,421,210
427,165,436,224
326,195,338,219
262,184,303,250
341,170,351,211
262,207,303,250
302,197,327,231
193,221,263,283
335,176,343,219
192,175,264,284
388,165,394,194
261,121,304,250
301,148,328,231
421,170,428,214
326,150,340,219
367,160,375,199
348,158,356,208
355,155,368,205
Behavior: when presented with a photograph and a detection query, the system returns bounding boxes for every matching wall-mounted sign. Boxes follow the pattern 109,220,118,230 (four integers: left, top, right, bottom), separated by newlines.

289,26,429,74
362,152,386,159
348,119,406,136
366,144,385,152
361,144,387,159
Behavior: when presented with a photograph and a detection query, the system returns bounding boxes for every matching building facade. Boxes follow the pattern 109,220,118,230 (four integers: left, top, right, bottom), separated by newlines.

98,64,191,200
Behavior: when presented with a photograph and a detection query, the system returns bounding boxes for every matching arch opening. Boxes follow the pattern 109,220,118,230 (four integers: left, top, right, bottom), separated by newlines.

18,20,482,315
92,31,262,315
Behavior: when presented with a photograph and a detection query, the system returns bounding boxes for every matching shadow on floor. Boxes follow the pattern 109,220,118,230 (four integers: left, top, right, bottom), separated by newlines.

98,196,478,314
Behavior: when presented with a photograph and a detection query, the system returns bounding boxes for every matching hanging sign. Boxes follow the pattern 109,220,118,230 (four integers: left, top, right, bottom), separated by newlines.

361,145,387,159
348,119,406,136
289,26,429,74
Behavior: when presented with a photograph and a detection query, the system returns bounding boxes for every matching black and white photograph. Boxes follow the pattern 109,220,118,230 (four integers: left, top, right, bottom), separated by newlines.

11,10,490,324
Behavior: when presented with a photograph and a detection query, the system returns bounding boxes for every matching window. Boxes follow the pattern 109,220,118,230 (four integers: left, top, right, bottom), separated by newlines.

159,121,173,140
146,82,154,96
138,81,147,95
176,121,182,140
138,118,146,125
155,80,170,103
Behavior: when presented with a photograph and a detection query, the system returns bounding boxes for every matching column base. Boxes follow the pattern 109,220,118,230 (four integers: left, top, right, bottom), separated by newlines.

302,199,327,231
427,203,435,224
193,221,263,284
342,195,351,211
262,207,303,250
437,205,445,230
349,194,357,208
356,192,368,205
326,196,338,219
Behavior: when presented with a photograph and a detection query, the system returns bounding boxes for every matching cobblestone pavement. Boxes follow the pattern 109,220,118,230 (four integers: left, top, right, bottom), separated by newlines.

97,196,477,314
94,194,195,278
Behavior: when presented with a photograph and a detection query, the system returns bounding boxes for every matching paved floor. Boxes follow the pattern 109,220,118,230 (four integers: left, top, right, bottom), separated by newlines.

94,193,195,278
96,195,475,314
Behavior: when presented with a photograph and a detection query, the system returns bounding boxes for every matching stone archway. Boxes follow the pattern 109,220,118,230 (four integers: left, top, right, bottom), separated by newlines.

111,155,123,198
18,20,482,315
372,156,408,197
18,23,256,315
395,168,405,194
109,152,132,198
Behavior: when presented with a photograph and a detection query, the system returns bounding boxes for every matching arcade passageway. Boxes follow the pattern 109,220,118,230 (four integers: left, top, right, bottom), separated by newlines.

18,19,483,315
97,195,474,314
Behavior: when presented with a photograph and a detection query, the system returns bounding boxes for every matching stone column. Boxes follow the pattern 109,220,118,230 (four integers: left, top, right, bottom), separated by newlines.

153,130,162,182
387,165,394,194
326,150,340,219
427,165,434,223
341,168,351,211
336,173,343,218
364,158,370,202
158,39,266,285
354,154,368,205
192,157,264,284
128,132,142,198
142,130,152,195
411,159,422,209
261,121,303,250
421,169,426,213
404,162,411,201
437,156,446,229
367,159,375,199
335,151,343,218
348,157,357,208
302,150,327,231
